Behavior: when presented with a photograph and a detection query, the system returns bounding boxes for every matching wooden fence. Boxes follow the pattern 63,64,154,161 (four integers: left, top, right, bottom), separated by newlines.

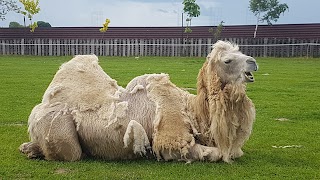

1,38,320,57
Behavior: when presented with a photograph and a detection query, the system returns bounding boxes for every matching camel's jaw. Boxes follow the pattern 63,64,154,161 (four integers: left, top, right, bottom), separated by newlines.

244,59,258,83
244,72,255,82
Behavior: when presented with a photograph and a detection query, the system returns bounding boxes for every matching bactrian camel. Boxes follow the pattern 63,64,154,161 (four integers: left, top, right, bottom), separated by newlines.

20,40,258,163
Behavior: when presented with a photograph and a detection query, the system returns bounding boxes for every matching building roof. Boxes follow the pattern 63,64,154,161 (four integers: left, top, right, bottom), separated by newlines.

1,23,320,39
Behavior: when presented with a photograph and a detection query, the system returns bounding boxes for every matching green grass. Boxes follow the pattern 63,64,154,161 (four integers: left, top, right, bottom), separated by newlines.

0,55,319,179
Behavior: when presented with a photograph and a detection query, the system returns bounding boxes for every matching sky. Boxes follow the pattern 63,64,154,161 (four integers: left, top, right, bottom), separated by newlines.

1,0,318,27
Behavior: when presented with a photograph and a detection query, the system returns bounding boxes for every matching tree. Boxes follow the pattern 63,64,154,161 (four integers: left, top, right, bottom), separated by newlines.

0,0,20,20
1,0,41,31
9,21,23,27
19,0,40,32
37,20,51,27
182,0,200,35
208,21,225,42
249,0,288,38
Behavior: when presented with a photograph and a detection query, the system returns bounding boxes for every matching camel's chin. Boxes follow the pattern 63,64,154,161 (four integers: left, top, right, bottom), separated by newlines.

244,72,254,82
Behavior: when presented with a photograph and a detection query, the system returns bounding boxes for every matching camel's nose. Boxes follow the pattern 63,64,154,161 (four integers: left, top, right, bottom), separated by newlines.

246,58,258,71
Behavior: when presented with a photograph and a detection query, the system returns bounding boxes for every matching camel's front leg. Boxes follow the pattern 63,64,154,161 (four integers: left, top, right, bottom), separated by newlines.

188,144,221,162
229,128,251,160
123,120,151,156
42,113,83,161
158,143,221,163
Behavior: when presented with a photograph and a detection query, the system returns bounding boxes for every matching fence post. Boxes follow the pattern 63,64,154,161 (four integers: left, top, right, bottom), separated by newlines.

263,38,268,57
38,39,42,56
48,39,52,56
110,39,113,56
198,39,202,57
105,39,109,56
160,39,163,56
156,39,159,56
315,39,319,57
129,39,133,56
291,38,295,57
21,39,25,55
1,40,4,55
190,38,194,57
171,38,174,57
207,38,211,55
122,39,125,56
57,39,60,56
152,39,156,56
286,38,290,57
306,42,310,58
309,39,314,58
133,39,137,56
139,39,143,56
175,38,179,56
13,39,17,55
126,39,130,57
90,39,94,54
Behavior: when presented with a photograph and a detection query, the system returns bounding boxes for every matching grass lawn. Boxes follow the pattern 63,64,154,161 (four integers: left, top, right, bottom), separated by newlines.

0,55,319,179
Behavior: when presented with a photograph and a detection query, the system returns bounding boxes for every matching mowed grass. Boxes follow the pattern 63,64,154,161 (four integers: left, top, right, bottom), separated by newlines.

0,55,319,179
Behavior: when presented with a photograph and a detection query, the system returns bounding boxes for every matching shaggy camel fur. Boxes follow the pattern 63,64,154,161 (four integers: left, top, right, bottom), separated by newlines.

20,40,258,163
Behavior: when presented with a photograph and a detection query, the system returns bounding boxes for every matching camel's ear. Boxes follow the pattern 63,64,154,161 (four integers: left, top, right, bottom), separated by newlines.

213,40,239,54
207,41,225,64
212,40,229,54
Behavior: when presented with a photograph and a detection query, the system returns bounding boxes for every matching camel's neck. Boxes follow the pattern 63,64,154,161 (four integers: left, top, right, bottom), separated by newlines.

188,64,251,145
193,62,248,113
192,79,248,116
189,82,251,146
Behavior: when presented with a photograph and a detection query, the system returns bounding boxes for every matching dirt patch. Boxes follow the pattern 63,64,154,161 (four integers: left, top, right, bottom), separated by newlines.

275,118,290,121
54,168,71,174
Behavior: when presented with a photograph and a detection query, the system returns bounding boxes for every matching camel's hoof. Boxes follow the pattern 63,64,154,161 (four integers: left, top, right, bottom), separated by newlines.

19,142,44,159
231,149,244,159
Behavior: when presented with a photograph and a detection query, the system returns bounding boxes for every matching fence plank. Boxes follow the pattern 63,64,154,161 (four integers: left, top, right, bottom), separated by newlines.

198,39,202,57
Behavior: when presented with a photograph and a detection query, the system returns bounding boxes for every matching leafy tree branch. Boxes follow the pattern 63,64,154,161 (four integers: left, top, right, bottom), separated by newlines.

182,0,200,37
249,0,288,38
0,0,20,20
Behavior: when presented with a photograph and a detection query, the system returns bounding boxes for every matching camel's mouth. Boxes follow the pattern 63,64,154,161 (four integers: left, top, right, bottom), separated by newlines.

244,72,255,82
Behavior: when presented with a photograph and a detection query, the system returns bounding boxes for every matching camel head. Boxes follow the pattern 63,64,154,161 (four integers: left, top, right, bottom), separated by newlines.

207,40,258,85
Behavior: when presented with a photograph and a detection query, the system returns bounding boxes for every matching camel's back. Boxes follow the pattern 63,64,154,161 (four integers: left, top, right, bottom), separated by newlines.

28,55,131,158
42,55,120,110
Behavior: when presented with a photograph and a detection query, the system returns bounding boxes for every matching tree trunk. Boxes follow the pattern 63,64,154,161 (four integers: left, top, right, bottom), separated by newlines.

254,14,260,38
254,23,258,38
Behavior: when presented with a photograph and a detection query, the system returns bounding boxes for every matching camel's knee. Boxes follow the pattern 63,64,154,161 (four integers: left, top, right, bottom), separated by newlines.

19,142,44,159
30,112,82,161
44,139,82,161
123,120,150,155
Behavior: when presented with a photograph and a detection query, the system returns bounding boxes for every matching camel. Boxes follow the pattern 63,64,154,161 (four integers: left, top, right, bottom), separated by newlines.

19,40,258,163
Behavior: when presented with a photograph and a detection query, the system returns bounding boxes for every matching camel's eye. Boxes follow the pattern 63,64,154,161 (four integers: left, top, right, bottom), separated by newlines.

225,59,232,64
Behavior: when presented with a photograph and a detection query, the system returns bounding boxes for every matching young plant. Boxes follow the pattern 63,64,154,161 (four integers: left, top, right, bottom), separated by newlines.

208,20,225,42
182,0,200,37
19,0,40,32
99,18,110,33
